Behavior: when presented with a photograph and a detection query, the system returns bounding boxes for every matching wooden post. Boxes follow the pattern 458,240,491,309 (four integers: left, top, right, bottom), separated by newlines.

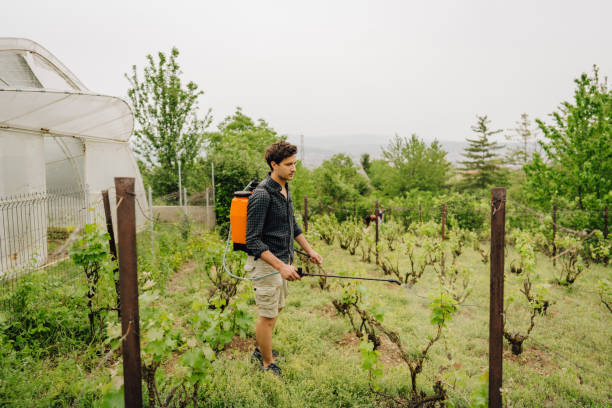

102,190,120,318
304,196,309,233
489,187,506,408
441,203,447,240
604,206,608,240
318,202,322,215
552,203,557,266
115,177,143,408
354,202,357,219
375,200,379,265
419,204,422,223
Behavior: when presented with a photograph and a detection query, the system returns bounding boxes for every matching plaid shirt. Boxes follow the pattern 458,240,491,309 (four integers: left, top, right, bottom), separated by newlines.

246,174,303,263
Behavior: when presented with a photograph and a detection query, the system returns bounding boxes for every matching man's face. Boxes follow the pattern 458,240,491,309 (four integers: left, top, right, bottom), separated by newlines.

271,154,297,182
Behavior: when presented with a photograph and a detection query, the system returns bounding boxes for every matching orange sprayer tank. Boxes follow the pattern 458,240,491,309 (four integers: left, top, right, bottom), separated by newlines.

230,191,252,252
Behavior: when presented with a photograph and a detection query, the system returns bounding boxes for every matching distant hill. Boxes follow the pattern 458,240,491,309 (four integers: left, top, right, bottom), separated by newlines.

286,134,471,169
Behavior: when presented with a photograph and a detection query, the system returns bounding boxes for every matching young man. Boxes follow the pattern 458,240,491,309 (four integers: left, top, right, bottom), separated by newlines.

245,140,323,377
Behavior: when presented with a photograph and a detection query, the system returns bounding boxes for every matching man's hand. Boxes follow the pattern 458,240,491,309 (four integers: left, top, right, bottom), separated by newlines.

278,263,301,281
307,250,323,265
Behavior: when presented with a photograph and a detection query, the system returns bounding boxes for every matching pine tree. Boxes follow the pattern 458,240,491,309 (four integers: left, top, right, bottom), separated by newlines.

460,115,505,189
505,113,539,166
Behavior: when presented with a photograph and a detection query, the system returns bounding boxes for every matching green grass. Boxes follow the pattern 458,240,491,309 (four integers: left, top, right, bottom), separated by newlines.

1,226,610,407
191,235,611,407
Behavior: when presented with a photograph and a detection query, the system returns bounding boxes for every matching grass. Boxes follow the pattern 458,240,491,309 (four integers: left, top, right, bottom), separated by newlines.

1,224,610,407
149,228,611,407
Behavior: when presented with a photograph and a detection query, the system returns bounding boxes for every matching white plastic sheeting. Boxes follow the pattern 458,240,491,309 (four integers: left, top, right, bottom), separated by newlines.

0,38,147,276
0,90,133,142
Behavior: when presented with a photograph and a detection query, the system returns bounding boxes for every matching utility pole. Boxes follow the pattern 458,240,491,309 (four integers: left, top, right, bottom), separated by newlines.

178,157,182,207
211,162,215,208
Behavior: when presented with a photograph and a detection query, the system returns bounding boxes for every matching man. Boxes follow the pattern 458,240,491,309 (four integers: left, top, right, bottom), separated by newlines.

245,140,323,377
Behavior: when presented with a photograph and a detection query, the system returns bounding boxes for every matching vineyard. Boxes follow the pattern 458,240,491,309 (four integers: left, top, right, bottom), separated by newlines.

0,186,610,408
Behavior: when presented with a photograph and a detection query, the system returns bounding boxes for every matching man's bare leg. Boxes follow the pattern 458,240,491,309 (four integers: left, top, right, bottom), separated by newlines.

256,307,283,368
256,315,277,367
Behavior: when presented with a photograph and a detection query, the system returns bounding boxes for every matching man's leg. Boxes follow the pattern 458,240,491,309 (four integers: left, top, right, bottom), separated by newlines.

256,315,277,367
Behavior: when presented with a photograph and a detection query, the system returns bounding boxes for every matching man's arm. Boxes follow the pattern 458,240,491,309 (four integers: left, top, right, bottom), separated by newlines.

259,250,301,281
295,233,323,265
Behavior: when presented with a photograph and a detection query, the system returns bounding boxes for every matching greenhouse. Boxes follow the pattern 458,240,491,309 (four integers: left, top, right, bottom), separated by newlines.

0,37,146,276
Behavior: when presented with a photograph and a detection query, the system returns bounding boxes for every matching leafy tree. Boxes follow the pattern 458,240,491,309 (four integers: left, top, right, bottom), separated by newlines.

126,47,212,197
291,161,316,212
313,154,370,210
205,108,281,225
367,159,395,193
524,66,612,212
459,115,506,189
382,134,450,194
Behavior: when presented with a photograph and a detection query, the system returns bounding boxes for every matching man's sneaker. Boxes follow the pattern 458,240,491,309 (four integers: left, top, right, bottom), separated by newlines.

251,348,283,364
260,362,282,377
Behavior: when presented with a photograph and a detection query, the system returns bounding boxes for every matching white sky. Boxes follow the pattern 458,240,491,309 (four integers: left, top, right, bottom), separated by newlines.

4,0,612,143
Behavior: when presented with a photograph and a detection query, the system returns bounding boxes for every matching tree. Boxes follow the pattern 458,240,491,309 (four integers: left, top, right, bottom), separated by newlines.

524,66,612,213
126,47,212,197
313,154,370,209
382,134,450,194
205,108,281,224
505,113,539,166
367,159,396,193
459,115,506,189
291,161,316,211
360,153,371,174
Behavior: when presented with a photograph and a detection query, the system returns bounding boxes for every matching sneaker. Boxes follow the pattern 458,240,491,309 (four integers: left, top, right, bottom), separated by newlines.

251,348,283,364
260,362,282,377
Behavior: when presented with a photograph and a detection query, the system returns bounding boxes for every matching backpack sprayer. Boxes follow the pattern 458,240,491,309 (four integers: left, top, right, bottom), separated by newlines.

223,179,401,285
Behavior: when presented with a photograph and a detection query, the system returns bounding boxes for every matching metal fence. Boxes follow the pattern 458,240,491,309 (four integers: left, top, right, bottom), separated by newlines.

0,186,93,283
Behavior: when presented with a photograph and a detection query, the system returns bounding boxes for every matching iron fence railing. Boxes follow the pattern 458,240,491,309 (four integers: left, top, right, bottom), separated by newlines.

0,186,93,282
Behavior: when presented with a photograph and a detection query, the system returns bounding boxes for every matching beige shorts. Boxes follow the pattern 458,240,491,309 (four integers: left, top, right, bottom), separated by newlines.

245,256,289,318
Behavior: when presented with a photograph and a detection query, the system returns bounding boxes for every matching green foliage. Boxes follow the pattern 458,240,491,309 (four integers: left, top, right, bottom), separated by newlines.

191,294,253,352
291,161,316,207
554,235,588,286
382,133,451,194
428,293,458,327
337,218,363,255
460,115,507,190
205,107,282,225
0,279,90,358
524,66,612,221
311,213,339,245
312,154,370,210
360,153,371,173
504,230,553,354
126,47,212,197
69,223,115,338
359,340,383,384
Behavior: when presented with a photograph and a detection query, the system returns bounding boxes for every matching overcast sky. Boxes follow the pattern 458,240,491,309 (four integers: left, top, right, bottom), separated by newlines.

4,0,612,144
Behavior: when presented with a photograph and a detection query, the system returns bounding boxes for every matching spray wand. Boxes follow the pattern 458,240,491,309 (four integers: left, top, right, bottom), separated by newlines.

294,249,401,285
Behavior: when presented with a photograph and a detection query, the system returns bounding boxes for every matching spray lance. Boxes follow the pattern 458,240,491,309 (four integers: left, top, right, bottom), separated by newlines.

293,249,400,285
224,179,400,285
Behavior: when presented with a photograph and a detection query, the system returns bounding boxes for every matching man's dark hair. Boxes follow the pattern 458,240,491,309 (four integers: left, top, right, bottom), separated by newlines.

265,141,297,170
